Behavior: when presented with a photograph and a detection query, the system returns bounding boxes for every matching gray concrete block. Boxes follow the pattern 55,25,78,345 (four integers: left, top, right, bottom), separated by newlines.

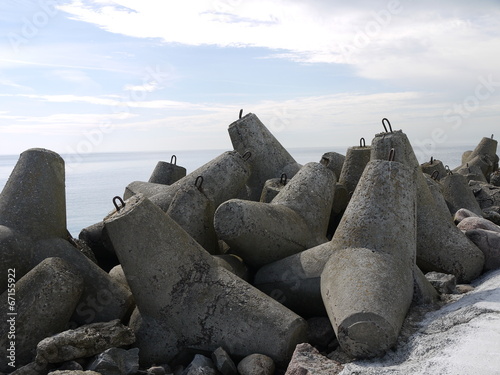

148,156,187,185
440,173,483,216
104,194,307,367
338,145,371,195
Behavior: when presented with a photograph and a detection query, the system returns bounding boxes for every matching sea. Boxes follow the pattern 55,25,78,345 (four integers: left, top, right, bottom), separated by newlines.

0,145,471,237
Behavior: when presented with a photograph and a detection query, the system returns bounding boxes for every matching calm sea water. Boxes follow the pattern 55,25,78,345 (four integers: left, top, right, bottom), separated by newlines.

0,145,471,236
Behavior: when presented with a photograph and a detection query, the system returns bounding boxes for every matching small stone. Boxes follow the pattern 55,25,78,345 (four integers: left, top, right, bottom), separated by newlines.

456,217,500,233
109,265,130,289
455,284,475,294
237,354,275,375
146,365,170,375
181,355,217,375
211,347,237,375
306,317,336,349
285,343,343,375
482,210,500,225
454,208,481,224
50,372,102,375
490,170,500,186
87,348,139,375
425,272,457,294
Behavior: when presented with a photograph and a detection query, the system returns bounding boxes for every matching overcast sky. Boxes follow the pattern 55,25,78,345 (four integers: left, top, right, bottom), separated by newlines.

1,0,499,158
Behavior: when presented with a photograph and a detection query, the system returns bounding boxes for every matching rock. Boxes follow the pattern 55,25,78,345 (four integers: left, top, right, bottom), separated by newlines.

490,170,500,186
482,209,500,225
56,361,85,371
50,372,101,375
104,194,307,367
0,257,84,372
181,355,217,375
456,216,500,233
464,229,500,271
211,347,237,375
228,113,301,200
108,265,130,289
454,208,481,223
87,348,139,375
455,284,475,294
212,254,249,282
215,162,336,267
469,180,500,210
306,317,336,349
425,272,457,294
146,365,170,375
284,343,343,375
35,320,135,366
412,267,439,305
237,354,275,375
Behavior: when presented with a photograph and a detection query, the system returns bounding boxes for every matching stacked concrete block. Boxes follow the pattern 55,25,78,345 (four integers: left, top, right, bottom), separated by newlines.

148,155,186,185
337,141,371,195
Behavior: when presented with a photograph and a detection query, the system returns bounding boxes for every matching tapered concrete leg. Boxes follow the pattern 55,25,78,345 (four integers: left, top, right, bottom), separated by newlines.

420,158,447,180
215,162,335,267
321,159,416,358
166,185,219,254
148,157,186,185
0,148,66,240
455,163,488,183
440,174,483,216
32,238,134,325
103,194,307,367
228,113,301,200
320,152,345,179
0,257,84,372
259,178,286,203
370,130,484,282
338,145,371,194
464,136,498,163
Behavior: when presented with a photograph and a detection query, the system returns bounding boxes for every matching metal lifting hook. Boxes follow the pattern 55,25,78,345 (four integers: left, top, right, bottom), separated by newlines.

113,196,125,212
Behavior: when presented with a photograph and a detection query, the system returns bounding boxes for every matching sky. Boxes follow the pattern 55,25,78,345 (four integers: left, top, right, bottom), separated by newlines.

1,0,500,160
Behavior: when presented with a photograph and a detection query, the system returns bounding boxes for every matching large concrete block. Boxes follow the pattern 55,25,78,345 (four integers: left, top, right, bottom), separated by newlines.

0,148,66,240
104,194,307,367
338,143,371,195
215,162,335,267
440,173,483,216
370,130,484,283
228,113,301,200
148,155,186,185
0,258,84,372
321,159,416,358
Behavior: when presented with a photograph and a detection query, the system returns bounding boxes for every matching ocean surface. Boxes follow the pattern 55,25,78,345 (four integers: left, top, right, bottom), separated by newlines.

0,145,472,236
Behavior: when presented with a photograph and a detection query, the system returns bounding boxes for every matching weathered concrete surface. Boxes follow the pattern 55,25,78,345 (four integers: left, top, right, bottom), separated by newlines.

148,157,186,185
228,113,301,201
424,175,451,218
420,158,447,180
321,159,416,358
371,130,484,283
32,238,134,325
0,258,84,372
336,269,500,375
104,194,307,366
237,354,275,375
215,162,335,267
0,148,67,240
469,180,500,210
464,229,500,271
35,320,135,366
440,173,483,216
320,152,345,179
259,177,286,203
337,145,371,194
212,347,238,375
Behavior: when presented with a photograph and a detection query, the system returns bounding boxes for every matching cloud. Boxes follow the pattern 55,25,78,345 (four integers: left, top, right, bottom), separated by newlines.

57,0,500,91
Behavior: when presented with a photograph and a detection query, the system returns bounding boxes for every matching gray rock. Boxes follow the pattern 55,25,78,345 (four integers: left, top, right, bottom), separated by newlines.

36,320,135,366
454,208,481,223
237,354,275,375
490,170,500,186
469,180,500,209
211,347,237,375
146,365,170,375
108,265,129,289
181,355,217,375
50,372,101,375
0,257,84,372
482,209,500,225
456,216,500,233
425,272,457,294
464,229,500,271
412,267,439,305
284,343,343,375
228,113,301,201
87,348,139,375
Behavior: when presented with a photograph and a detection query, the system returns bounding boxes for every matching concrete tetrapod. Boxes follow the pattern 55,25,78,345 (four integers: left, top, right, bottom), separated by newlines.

214,162,336,268
338,143,371,195
0,257,84,372
370,130,484,283
228,113,301,201
148,155,186,185
439,173,483,216
0,148,66,240
321,159,417,358
103,194,307,367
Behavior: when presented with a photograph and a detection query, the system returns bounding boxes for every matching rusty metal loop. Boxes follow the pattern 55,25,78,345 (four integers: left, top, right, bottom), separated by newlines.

242,151,252,161
382,118,393,133
431,170,439,180
112,196,125,212
445,165,453,175
388,148,395,161
360,138,366,147
430,156,434,165
170,155,177,165
466,163,470,173
195,176,204,190
320,156,329,166
239,109,243,119
492,134,495,139
280,173,287,185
